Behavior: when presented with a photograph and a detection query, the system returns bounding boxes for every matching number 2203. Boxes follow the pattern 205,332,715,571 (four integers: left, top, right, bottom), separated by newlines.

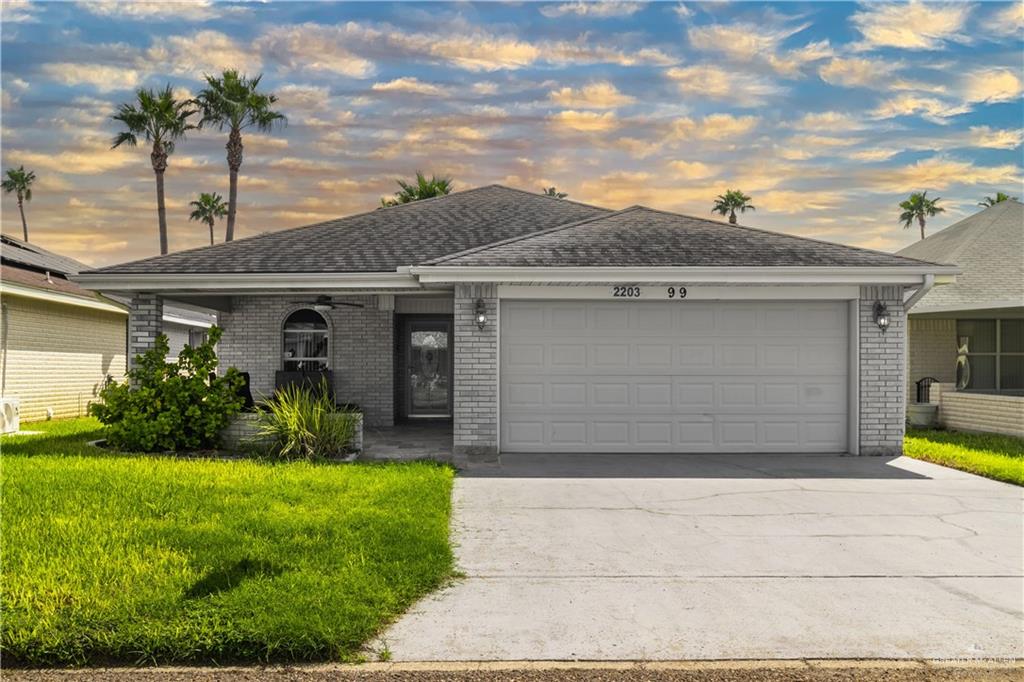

612,286,642,298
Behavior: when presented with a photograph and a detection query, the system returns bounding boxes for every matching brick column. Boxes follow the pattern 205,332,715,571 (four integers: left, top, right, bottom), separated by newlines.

453,283,498,466
859,285,905,456
128,294,163,373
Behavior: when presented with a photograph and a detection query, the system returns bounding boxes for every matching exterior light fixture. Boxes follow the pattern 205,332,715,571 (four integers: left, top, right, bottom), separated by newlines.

873,301,890,333
474,298,488,330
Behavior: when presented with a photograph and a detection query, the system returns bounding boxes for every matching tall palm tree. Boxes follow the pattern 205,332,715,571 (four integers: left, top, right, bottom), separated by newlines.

112,86,197,255
899,191,944,241
381,172,453,207
712,189,755,224
978,191,1018,207
1,166,36,241
188,192,228,245
195,70,285,242
542,186,568,199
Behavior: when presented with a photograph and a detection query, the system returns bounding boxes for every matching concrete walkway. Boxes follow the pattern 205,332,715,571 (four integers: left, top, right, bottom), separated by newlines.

380,454,1023,661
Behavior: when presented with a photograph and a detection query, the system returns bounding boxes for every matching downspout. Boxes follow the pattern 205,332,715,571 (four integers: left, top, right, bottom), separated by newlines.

903,274,935,311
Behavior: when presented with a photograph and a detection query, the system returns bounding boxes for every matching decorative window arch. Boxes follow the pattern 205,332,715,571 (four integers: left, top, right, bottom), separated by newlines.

282,309,329,371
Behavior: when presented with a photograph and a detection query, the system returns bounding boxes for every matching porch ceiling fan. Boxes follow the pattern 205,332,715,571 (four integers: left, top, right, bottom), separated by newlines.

288,294,364,312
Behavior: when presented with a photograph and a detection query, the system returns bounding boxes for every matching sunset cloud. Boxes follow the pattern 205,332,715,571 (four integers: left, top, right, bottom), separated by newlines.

672,114,759,141
540,1,643,18
39,63,142,92
548,81,635,108
865,156,1021,192
850,1,972,51
371,77,448,96
666,64,783,105
549,110,620,132
818,56,896,88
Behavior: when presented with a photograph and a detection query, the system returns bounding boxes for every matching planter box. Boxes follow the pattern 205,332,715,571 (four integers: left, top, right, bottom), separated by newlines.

220,411,364,454
907,403,938,427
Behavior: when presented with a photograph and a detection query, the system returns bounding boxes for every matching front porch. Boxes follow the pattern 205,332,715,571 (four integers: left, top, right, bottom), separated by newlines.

362,422,454,461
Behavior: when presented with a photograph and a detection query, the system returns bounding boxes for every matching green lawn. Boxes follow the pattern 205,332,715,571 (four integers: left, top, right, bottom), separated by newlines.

1,418,455,666
905,428,1024,486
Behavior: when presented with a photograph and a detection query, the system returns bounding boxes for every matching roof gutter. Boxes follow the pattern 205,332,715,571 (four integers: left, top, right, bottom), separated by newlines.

903,274,935,311
409,265,960,286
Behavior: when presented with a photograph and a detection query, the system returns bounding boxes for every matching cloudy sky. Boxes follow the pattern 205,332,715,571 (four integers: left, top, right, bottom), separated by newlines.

1,1,1021,267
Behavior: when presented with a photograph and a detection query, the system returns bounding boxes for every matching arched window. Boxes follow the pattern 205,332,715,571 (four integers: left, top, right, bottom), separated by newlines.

282,309,329,371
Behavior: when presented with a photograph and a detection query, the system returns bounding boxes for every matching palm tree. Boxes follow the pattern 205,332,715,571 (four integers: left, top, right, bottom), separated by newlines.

195,70,285,243
112,86,197,255
542,186,568,199
978,191,1018,207
1,166,36,241
381,172,453,207
712,189,755,224
188,192,228,245
899,191,944,241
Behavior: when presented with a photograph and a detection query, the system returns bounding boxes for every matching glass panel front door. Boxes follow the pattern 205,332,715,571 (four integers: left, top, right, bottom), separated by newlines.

408,321,451,417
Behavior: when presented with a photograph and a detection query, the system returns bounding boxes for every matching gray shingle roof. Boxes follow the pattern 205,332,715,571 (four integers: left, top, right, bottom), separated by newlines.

427,206,943,268
896,199,1023,313
85,185,610,275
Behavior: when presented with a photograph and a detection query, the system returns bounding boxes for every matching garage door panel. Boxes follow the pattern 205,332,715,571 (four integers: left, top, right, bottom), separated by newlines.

500,300,848,453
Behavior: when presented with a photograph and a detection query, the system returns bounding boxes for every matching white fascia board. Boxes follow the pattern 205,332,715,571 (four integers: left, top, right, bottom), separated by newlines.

162,314,214,328
0,281,128,314
410,266,960,285
498,284,862,300
72,271,421,292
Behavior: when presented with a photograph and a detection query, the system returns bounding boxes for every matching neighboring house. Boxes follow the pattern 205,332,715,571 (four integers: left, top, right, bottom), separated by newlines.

0,235,213,423
77,185,957,464
897,199,1023,437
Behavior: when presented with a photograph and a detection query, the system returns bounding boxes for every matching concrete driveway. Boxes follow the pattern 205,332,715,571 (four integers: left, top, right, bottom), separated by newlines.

380,454,1023,661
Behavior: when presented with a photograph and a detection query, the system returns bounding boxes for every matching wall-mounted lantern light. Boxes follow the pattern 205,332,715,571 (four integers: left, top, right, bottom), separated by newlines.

873,301,890,333
474,298,488,330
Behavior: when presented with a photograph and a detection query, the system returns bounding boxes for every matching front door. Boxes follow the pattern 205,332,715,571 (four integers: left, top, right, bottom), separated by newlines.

405,319,452,418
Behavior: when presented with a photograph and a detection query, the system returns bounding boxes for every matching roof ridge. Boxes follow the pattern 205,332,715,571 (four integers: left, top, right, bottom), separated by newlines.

627,205,949,267
480,183,613,213
424,206,641,265
933,200,1015,264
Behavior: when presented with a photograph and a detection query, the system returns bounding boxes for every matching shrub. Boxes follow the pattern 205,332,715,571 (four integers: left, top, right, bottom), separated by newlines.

255,382,360,460
90,326,244,452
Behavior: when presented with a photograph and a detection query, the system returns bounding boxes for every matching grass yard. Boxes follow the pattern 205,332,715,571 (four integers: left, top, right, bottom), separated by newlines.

1,418,455,666
905,428,1024,486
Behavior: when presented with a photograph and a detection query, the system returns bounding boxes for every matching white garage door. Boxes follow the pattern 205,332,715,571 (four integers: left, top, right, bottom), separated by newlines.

500,300,849,453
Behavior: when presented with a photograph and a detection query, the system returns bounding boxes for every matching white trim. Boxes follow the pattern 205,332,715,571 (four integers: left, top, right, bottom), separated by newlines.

72,271,422,292
162,313,214,328
848,299,860,456
0,281,127,314
903,274,935,311
412,266,960,285
497,284,861,300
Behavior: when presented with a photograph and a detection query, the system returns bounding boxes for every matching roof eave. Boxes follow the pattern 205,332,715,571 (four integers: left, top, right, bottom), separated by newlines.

72,270,422,293
409,265,961,286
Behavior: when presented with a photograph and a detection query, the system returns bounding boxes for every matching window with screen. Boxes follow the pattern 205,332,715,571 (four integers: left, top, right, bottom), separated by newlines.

956,319,1024,393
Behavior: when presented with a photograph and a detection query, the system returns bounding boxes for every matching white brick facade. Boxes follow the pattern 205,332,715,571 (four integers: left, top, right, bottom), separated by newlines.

122,285,914,460
452,283,498,464
128,294,163,373
859,286,906,456
217,295,395,427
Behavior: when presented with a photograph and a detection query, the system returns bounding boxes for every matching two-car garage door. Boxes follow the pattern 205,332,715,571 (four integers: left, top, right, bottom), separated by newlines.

500,300,849,453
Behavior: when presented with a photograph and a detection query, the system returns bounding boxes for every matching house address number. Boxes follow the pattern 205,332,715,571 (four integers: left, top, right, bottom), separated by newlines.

611,286,688,299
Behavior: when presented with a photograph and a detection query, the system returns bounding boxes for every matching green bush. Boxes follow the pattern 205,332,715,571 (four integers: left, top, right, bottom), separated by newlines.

90,326,244,452
255,382,360,460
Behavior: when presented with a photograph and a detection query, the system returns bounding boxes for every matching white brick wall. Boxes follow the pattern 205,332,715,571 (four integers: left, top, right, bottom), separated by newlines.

217,295,395,427
452,283,498,464
859,286,906,456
